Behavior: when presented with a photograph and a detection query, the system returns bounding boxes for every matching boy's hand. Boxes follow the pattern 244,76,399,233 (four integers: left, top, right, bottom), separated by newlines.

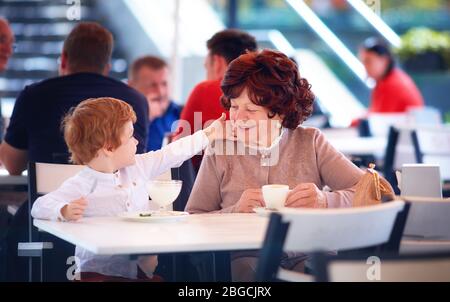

203,113,227,141
61,197,87,221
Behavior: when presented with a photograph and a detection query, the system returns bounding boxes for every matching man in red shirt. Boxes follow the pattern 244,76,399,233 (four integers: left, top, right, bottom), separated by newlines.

178,29,257,170
359,37,424,113
0,18,14,141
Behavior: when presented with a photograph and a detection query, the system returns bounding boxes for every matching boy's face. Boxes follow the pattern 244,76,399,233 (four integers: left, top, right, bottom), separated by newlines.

111,121,138,169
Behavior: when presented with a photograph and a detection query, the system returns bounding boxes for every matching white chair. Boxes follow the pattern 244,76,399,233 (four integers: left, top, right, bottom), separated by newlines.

255,201,408,282
411,125,450,181
368,107,442,139
321,127,359,139
400,196,450,255
27,162,84,239
29,162,85,200
392,127,417,171
368,113,409,138
383,125,450,195
408,106,443,126
20,162,84,282
313,252,450,282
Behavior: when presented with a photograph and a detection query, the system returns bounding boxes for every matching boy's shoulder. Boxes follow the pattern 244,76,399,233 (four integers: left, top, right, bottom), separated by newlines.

56,168,95,192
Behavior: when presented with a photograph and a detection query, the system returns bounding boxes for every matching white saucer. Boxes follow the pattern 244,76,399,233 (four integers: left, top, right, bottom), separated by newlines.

118,211,189,223
253,207,282,217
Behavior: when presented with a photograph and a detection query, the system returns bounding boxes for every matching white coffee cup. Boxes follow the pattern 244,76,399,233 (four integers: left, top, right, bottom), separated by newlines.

262,184,290,210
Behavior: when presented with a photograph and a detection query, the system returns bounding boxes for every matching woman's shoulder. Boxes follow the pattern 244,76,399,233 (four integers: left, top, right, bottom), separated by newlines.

287,126,323,141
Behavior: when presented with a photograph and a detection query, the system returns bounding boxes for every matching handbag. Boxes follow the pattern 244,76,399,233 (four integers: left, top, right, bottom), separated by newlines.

353,164,395,207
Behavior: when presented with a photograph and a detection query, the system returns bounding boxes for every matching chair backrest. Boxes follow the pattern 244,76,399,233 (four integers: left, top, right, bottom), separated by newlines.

373,111,443,181
314,252,450,282
411,126,450,181
383,125,450,192
368,113,409,138
403,196,450,239
281,201,406,252
255,201,409,281
27,162,84,243
393,128,417,170
382,126,416,193
31,163,85,196
408,106,443,126
171,160,196,212
368,108,442,139
321,127,359,139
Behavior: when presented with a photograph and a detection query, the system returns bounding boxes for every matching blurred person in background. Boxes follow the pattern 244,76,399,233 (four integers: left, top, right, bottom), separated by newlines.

0,18,13,73
0,22,148,175
178,29,257,171
128,56,181,151
0,18,14,141
352,37,425,135
359,37,424,114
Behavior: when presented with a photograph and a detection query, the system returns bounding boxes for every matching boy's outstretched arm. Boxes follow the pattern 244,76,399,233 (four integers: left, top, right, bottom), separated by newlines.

136,114,227,180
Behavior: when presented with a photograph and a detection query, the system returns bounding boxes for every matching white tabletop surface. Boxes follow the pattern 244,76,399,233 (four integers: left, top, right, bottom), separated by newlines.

34,213,268,255
400,238,450,254
327,137,387,157
0,168,27,185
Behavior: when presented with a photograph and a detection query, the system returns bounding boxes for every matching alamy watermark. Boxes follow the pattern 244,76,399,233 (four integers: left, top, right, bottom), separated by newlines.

170,115,282,166
66,0,81,21
365,0,381,15
366,256,381,281
66,256,81,281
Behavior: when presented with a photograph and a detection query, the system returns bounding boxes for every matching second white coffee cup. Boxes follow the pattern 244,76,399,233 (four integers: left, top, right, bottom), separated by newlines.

262,184,290,210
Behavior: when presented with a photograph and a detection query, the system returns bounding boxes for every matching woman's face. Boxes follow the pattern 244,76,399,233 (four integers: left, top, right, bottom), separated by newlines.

359,49,389,81
229,89,281,147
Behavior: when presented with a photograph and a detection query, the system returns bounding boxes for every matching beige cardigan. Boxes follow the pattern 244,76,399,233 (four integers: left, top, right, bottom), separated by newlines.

186,127,364,213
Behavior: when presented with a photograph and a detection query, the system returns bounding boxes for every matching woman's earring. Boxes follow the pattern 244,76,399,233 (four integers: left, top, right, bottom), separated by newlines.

276,121,282,129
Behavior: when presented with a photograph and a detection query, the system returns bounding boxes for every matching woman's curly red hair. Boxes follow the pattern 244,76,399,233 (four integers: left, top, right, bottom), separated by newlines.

221,49,315,129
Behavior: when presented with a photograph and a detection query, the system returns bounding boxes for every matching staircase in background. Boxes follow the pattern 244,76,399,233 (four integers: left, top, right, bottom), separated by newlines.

0,0,129,117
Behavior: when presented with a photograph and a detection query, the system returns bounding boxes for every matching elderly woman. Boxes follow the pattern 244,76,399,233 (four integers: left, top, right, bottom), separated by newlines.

185,49,364,280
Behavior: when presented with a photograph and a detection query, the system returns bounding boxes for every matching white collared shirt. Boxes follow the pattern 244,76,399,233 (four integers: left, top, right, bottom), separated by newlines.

31,130,209,279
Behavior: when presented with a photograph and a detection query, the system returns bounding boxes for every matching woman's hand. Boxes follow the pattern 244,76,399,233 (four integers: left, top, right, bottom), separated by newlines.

285,183,327,208
203,113,227,141
234,189,265,213
61,197,87,221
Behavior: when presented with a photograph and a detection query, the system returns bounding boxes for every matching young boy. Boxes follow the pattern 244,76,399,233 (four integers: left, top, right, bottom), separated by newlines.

31,97,225,281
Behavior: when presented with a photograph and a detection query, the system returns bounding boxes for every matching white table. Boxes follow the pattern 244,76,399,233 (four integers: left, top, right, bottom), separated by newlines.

0,168,27,186
34,213,268,255
0,169,28,216
327,137,387,158
400,238,450,255
33,213,269,281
